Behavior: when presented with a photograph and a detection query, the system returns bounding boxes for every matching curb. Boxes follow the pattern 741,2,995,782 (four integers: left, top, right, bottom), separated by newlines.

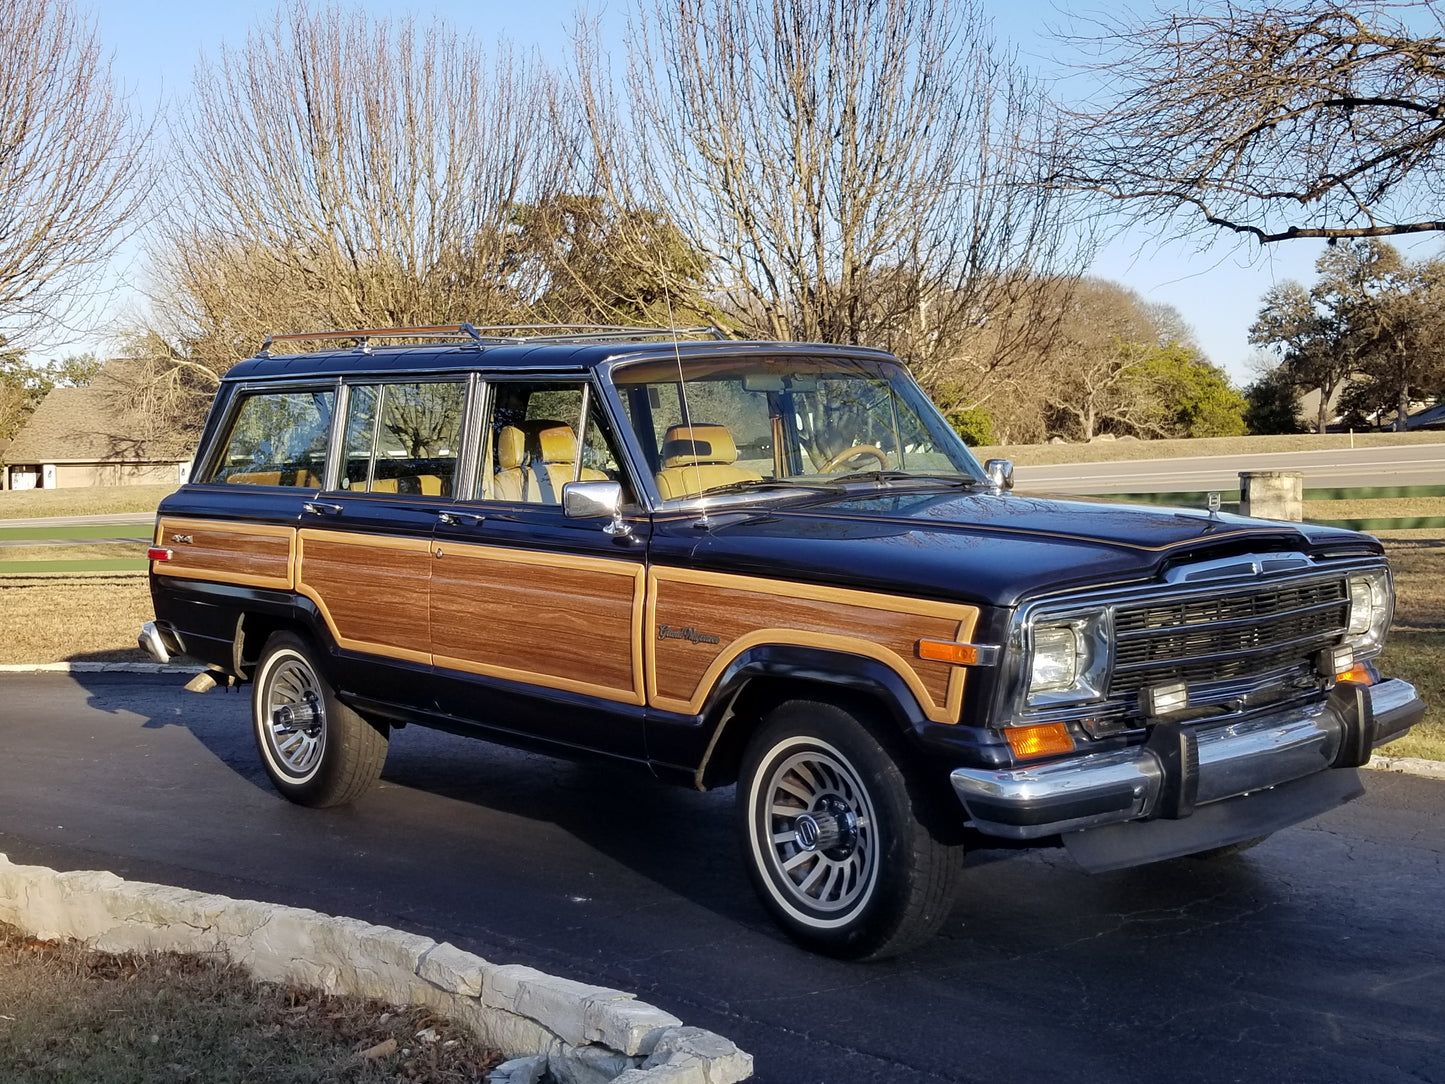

0,661,200,674
1360,754,1445,781
0,854,752,1084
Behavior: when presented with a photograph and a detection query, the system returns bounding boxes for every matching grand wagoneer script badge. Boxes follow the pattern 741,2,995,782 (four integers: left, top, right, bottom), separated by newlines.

657,624,721,645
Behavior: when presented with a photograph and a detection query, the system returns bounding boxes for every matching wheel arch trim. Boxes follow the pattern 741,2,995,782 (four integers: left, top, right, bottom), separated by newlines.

690,644,932,789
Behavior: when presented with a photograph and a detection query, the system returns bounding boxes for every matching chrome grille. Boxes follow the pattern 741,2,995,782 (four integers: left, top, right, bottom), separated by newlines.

1109,578,1348,697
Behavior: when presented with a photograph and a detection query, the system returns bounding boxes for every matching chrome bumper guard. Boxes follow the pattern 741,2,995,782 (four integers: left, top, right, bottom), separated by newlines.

951,679,1424,841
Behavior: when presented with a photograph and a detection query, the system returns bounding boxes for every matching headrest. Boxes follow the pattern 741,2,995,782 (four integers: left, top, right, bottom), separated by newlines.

497,426,526,471
661,424,738,468
529,421,578,464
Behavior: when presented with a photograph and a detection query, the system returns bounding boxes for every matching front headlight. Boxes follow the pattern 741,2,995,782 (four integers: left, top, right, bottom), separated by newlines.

1026,612,1107,706
1344,569,1393,657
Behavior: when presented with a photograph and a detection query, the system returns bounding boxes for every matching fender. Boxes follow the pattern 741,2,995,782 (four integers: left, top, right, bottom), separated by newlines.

645,642,934,789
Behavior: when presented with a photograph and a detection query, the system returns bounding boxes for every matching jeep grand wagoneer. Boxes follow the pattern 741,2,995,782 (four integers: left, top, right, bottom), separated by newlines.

141,325,1424,958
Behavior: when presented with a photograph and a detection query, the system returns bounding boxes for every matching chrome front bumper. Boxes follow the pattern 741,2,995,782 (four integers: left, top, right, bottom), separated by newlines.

951,678,1424,841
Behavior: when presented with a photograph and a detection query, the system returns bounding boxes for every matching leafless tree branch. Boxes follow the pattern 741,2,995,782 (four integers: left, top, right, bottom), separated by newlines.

1059,0,1445,243
0,0,149,345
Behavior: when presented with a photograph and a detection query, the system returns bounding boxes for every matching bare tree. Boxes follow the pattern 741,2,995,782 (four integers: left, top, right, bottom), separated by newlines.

1060,1,1445,244
143,0,576,408
577,0,1088,408
0,0,148,343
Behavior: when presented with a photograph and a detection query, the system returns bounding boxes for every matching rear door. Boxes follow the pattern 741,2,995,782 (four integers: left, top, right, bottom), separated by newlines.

295,378,468,694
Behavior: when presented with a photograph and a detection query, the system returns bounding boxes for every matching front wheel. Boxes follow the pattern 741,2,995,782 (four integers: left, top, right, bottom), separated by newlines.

738,700,964,960
252,631,388,807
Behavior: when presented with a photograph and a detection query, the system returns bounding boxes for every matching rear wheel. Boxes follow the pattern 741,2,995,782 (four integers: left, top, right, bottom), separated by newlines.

252,631,388,807
738,699,964,960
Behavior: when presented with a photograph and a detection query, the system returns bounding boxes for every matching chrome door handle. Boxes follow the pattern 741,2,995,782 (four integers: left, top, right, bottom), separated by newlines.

437,511,482,527
303,501,343,516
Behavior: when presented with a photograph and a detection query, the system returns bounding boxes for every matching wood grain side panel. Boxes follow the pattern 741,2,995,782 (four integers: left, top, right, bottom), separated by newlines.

431,544,644,703
153,517,294,589
647,569,979,723
296,532,432,663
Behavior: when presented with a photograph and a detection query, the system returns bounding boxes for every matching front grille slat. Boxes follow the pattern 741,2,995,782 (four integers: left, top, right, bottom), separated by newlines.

1105,577,1347,704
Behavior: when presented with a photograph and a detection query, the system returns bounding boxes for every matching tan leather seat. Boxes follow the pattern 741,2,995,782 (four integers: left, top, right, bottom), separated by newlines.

494,421,604,504
493,425,528,502
654,424,762,499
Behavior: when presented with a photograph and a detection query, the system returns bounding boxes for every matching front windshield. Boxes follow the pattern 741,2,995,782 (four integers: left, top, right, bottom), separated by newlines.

610,353,986,503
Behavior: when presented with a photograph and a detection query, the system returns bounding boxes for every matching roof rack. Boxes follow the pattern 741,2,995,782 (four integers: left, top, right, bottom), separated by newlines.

256,323,729,356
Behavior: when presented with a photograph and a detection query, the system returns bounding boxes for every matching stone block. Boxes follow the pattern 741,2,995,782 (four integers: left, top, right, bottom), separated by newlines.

583,994,683,1056
644,1027,754,1084
549,1041,637,1084
418,940,489,997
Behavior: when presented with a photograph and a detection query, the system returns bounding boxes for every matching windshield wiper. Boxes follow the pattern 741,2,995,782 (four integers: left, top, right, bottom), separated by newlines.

694,478,839,498
826,470,981,488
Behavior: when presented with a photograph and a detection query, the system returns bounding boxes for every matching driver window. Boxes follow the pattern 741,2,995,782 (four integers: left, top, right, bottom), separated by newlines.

477,383,627,505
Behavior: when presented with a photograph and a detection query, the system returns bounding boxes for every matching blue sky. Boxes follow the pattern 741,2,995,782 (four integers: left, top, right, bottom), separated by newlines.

78,0,1392,384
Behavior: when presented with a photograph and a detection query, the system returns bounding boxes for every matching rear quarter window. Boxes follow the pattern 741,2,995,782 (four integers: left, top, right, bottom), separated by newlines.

203,388,335,486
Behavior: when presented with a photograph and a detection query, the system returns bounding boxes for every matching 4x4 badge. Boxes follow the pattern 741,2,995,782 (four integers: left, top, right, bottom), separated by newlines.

657,624,721,645
170,533,194,544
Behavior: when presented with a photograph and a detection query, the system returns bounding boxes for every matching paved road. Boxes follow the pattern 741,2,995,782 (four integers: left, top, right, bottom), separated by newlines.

1013,443,1445,495
1,672,1440,1083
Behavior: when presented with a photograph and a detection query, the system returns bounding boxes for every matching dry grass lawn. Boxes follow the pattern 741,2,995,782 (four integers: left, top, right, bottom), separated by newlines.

0,923,500,1083
0,574,154,664
1308,497,1445,521
0,484,178,520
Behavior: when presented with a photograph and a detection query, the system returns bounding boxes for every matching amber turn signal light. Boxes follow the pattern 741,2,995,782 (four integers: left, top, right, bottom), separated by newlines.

1336,663,1375,686
918,639,979,665
1006,722,1075,760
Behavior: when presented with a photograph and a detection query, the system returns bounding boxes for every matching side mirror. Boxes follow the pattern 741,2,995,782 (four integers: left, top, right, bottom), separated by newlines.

983,458,1014,491
562,480,632,536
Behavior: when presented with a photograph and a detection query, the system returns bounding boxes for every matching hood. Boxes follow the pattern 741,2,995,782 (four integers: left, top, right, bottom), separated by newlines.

662,488,1379,608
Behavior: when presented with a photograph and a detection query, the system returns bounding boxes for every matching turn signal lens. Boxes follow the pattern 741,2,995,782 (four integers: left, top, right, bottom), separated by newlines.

1006,722,1075,760
918,639,979,665
147,547,173,562
1336,663,1375,686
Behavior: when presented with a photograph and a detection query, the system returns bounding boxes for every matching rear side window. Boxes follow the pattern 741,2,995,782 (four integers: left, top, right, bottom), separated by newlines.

339,381,465,497
204,389,334,486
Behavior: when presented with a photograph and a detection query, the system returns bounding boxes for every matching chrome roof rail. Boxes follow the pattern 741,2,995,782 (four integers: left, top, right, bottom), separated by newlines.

255,323,728,356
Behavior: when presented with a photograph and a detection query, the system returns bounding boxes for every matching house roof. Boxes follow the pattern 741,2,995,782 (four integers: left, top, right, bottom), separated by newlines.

4,361,189,464
1406,402,1445,430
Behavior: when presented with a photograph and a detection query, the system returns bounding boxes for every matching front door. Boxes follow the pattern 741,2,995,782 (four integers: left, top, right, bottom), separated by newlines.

428,379,649,758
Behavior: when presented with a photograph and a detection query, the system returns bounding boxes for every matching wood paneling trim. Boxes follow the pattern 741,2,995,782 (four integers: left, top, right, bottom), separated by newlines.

431,542,646,706
296,529,433,666
646,567,980,724
152,517,295,590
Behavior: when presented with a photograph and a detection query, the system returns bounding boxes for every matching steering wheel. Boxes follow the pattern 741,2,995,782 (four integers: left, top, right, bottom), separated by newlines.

820,445,889,473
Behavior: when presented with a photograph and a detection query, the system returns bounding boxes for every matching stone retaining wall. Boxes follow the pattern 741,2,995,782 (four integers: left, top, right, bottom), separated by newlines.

0,855,752,1084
